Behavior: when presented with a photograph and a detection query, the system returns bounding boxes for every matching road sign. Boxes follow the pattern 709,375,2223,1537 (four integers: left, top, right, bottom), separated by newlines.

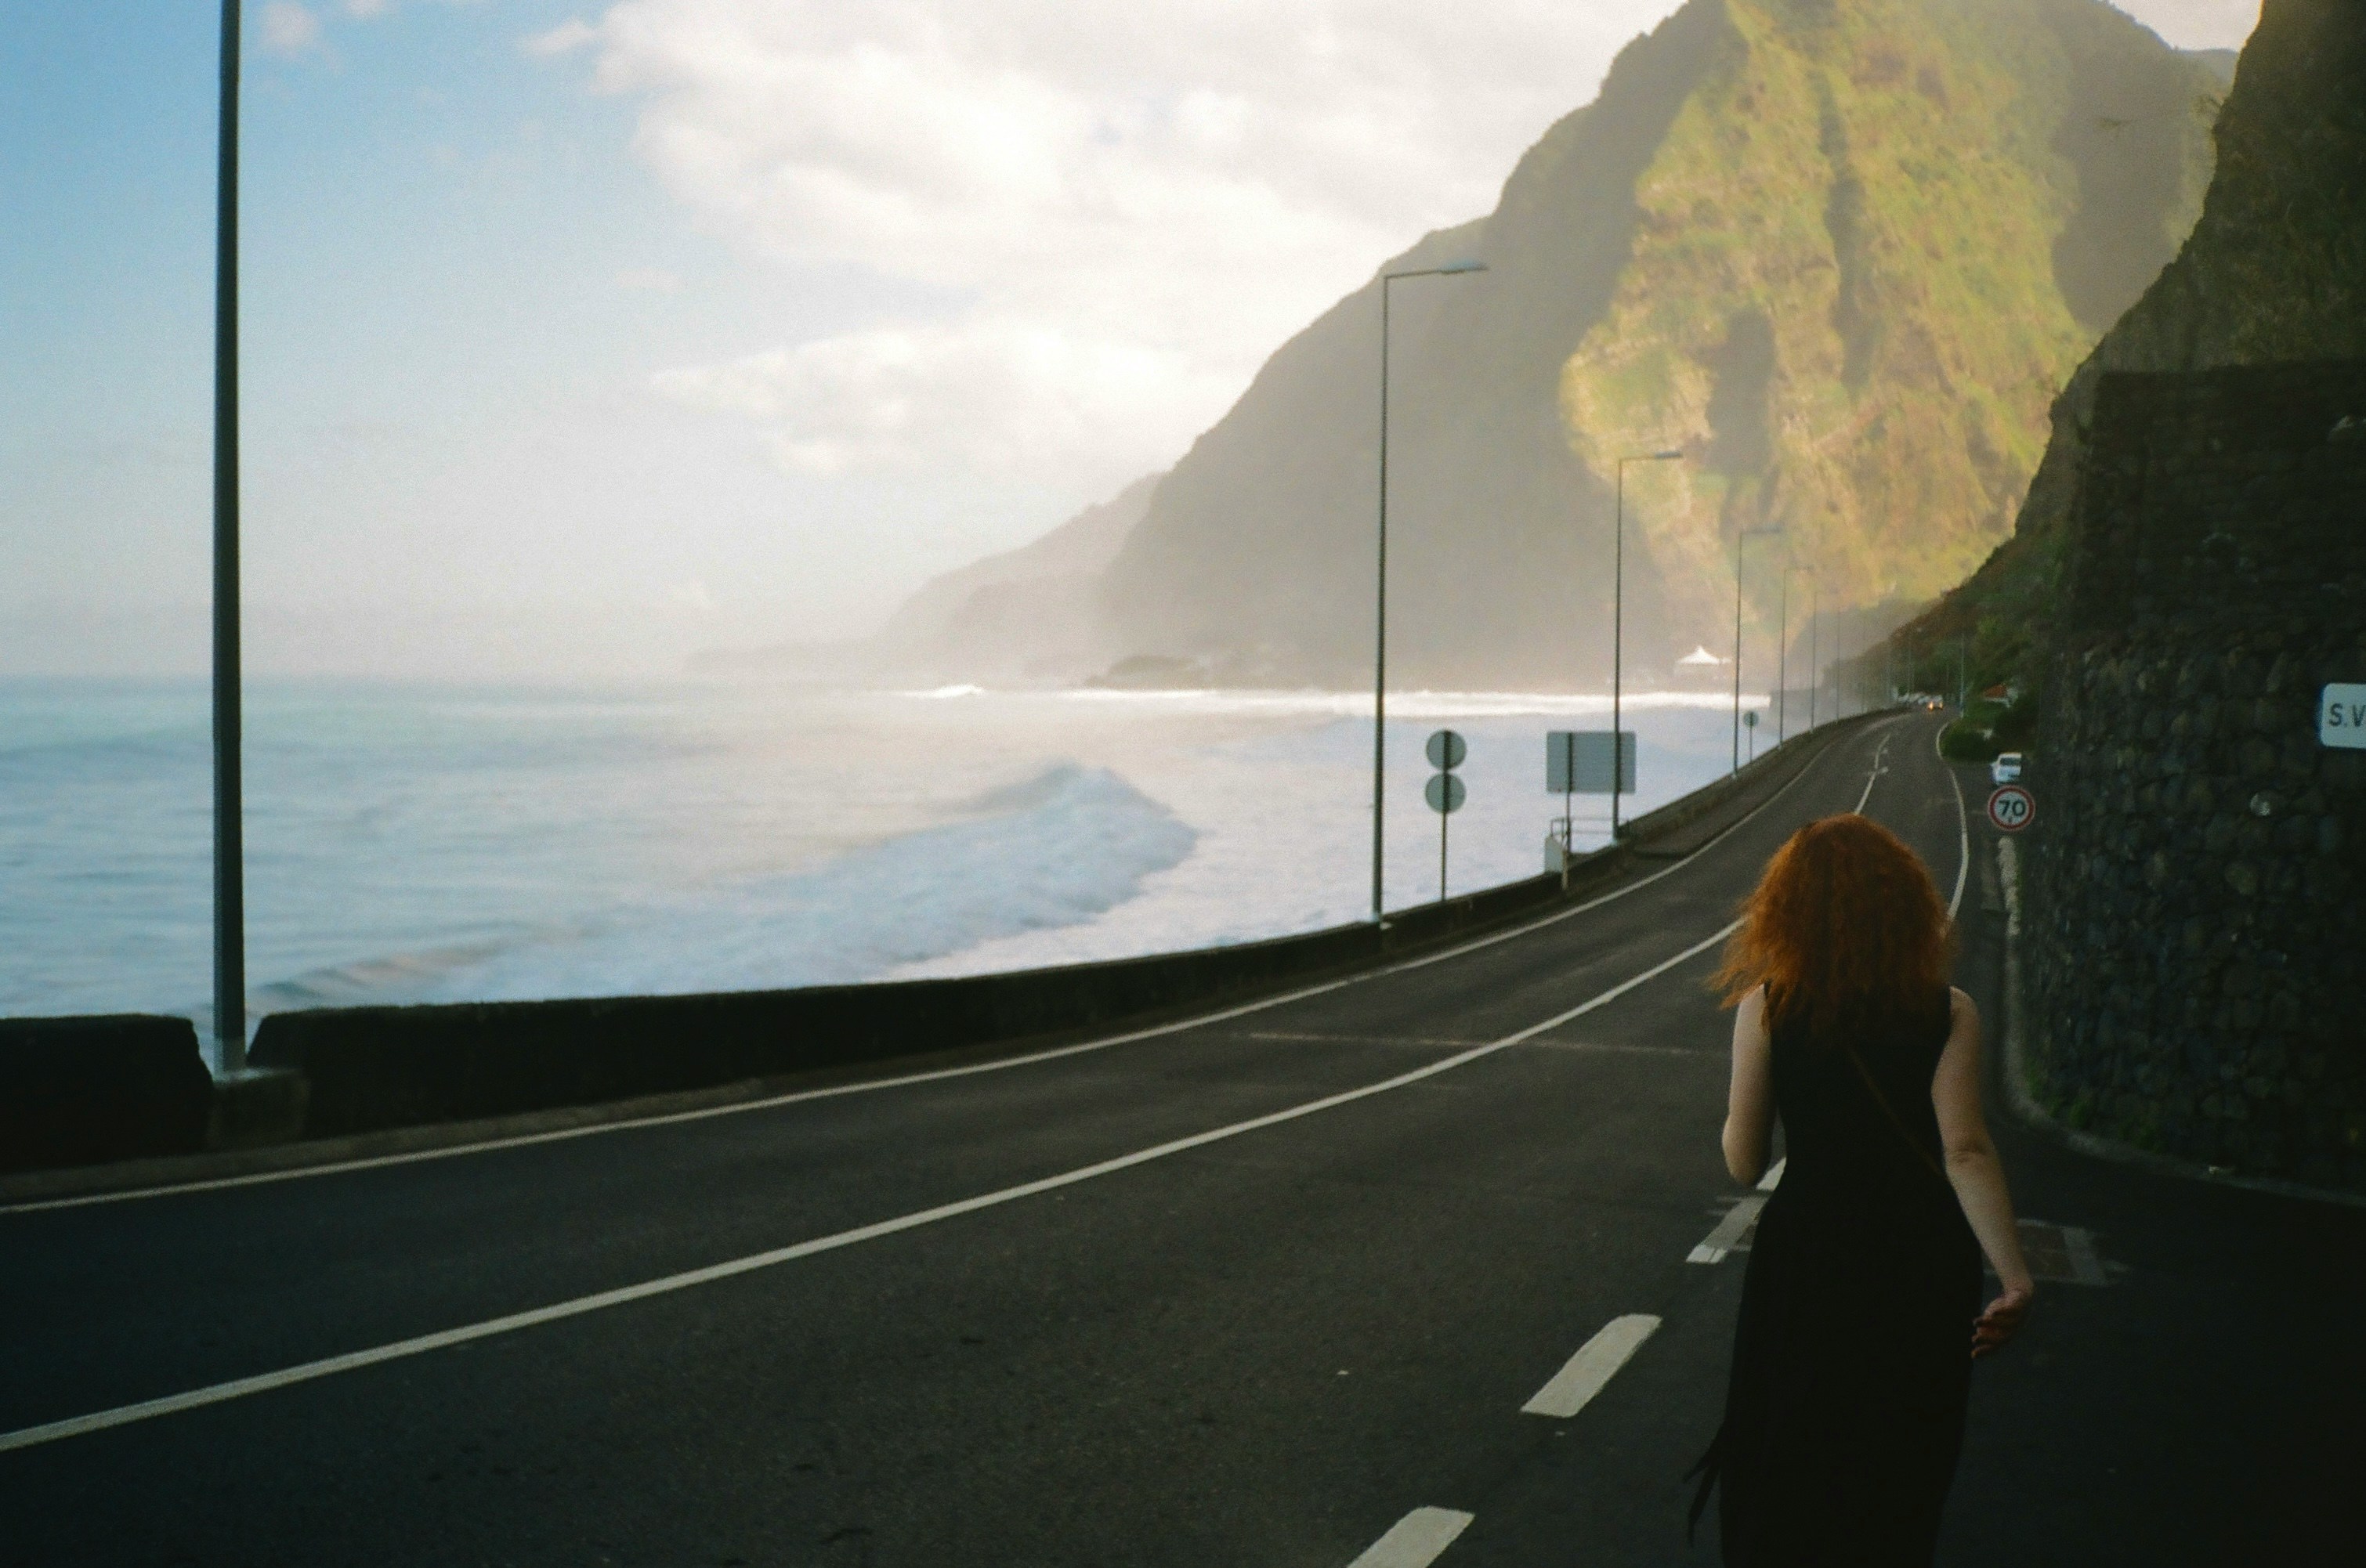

1743,710,1759,728
1986,784,2035,833
1425,732,1467,904
2321,684,2366,749
1546,731,1634,794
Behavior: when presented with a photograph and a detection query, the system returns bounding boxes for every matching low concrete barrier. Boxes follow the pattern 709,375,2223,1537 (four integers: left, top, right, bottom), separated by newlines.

252,866,1586,1139
7,711,1883,1166
0,1015,214,1173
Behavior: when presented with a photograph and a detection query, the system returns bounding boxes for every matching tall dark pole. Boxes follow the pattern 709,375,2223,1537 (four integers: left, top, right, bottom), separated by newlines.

1611,451,1682,836
1612,460,1623,837
1803,568,1818,732
1369,260,1484,923
1372,276,1391,924
1775,561,1789,746
1731,526,1778,774
213,0,247,1072
1731,527,1756,768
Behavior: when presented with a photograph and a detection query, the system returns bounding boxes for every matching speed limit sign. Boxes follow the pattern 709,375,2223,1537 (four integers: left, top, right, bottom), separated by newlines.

1986,784,2035,833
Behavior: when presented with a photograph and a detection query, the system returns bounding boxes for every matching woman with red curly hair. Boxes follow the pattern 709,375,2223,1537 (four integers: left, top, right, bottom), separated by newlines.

1688,813,2033,1565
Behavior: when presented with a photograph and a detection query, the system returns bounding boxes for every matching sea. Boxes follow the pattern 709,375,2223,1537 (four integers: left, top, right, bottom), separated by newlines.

0,679,1778,1057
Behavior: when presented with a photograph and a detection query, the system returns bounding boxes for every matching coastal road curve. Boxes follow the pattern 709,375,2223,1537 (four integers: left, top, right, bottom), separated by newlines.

2,712,2356,1565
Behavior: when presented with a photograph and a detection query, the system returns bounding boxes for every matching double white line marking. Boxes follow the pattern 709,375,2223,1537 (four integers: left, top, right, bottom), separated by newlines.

2,724,1907,1461
0,920,1748,1457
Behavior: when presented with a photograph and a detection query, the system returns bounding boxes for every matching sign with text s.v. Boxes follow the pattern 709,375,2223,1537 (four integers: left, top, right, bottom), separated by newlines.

2321,684,2366,750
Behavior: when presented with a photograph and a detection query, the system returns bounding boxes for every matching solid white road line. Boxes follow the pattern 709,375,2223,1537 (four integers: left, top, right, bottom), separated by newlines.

1934,720,1971,917
5,718,1904,1217
1853,735,1889,815
1519,1313,1661,1419
1755,1156,1786,1191
1347,1508,1475,1567
0,917,1754,1455
1686,1194,1767,1265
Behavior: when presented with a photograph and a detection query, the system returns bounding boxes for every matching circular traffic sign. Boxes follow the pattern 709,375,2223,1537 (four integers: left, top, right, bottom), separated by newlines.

1424,773,1467,814
1986,784,2035,833
1743,710,1759,729
1426,728,1467,771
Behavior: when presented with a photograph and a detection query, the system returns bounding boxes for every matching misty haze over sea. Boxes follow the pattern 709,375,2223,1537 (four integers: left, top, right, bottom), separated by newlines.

2,680,1767,1046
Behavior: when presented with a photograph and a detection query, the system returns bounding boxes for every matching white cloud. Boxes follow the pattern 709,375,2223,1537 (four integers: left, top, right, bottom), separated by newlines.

654,320,1234,486
262,2,324,56
544,0,2256,500
540,0,1670,487
345,0,490,16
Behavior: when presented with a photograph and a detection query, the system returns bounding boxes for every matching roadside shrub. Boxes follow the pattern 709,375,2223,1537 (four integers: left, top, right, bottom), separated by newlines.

1938,718,2000,761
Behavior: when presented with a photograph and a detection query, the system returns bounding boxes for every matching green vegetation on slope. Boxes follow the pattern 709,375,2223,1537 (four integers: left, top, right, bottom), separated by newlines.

1879,0,2366,706
1565,0,2219,647
1085,0,2219,688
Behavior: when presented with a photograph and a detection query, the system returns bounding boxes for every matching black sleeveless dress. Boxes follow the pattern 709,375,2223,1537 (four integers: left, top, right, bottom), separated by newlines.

1689,989,1983,1565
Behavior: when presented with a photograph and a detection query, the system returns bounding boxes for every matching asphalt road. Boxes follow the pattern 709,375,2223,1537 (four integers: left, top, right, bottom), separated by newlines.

3,713,2357,1566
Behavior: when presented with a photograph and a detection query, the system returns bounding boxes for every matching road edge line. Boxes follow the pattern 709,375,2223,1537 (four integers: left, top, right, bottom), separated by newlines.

5,718,1902,1216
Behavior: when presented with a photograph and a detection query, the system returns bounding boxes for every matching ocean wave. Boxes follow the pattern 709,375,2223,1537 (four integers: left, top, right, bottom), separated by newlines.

308,763,1196,1006
1043,686,1771,719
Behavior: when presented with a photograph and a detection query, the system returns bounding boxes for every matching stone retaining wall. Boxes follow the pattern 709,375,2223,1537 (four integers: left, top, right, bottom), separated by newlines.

2028,361,2366,1189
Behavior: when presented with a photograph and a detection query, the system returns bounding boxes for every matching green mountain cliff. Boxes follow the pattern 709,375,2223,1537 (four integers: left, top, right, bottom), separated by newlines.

1074,0,2219,688
1887,0,2366,703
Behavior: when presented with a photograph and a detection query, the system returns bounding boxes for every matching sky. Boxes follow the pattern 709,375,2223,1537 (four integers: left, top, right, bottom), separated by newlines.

0,0,2262,681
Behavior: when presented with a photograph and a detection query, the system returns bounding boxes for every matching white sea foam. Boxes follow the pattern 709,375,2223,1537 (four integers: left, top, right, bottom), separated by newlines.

375,764,1194,1002
0,679,1813,1042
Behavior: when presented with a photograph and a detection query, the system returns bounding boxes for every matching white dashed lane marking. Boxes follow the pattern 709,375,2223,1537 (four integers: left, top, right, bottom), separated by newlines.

1520,1313,1661,1419
1346,1507,1475,1567
1689,1158,1782,1263
1686,1196,1765,1265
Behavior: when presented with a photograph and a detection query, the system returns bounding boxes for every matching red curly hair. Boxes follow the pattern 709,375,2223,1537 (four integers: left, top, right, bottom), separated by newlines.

1713,813,1954,1038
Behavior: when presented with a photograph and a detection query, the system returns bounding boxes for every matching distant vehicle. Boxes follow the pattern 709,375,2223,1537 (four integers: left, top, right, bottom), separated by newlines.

1991,752,2024,784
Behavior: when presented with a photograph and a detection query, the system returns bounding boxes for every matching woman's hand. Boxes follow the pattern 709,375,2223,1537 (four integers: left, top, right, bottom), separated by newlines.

1970,1284,2033,1359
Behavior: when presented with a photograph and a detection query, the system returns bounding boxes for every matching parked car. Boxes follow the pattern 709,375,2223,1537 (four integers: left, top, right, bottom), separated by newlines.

1991,751,2024,784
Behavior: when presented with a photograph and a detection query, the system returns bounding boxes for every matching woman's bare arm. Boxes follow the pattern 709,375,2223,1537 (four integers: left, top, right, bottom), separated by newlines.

1931,988,2035,1352
1721,987,1775,1185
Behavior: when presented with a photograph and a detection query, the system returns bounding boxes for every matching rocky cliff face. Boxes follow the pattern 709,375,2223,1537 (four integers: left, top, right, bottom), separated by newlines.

1075,0,2218,688
1889,0,2366,692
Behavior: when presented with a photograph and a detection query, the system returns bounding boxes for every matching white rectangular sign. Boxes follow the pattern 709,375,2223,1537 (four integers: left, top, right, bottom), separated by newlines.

2321,684,2366,750
1547,730,1635,793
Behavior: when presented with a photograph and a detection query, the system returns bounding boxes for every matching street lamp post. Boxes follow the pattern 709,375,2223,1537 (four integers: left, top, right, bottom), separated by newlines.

1731,526,1781,774
1796,565,1819,732
213,0,246,1072
1372,258,1485,923
1611,450,1683,838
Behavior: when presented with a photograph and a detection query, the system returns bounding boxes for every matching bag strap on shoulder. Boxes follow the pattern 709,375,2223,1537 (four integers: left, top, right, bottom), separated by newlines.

1841,1042,1950,1183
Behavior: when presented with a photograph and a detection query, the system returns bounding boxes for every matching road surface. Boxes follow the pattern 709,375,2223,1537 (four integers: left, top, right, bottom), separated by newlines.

3,713,2356,1564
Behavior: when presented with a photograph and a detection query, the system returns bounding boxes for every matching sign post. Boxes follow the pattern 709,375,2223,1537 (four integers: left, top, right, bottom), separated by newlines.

1426,729,1467,902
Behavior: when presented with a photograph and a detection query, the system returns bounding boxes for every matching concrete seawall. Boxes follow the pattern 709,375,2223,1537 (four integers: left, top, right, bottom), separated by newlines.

2,714,1876,1183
